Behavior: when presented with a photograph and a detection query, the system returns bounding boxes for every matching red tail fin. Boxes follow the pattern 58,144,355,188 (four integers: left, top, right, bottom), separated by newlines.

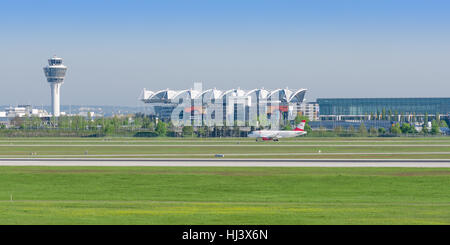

294,120,306,131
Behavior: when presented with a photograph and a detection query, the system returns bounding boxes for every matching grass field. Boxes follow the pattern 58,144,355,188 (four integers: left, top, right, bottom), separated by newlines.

0,137,449,159
0,137,449,224
0,167,449,224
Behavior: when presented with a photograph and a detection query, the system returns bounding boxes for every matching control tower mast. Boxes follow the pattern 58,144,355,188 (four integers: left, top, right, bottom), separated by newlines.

43,56,67,117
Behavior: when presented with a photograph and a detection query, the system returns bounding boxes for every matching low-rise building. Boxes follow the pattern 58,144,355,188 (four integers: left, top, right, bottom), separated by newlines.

1,105,50,118
296,102,319,121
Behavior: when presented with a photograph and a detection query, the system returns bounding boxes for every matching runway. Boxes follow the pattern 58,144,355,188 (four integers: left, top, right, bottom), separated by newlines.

0,158,449,167
0,144,450,147
0,152,450,158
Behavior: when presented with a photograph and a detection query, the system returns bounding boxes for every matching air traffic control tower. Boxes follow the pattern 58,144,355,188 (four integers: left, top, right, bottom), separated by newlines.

43,56,67,117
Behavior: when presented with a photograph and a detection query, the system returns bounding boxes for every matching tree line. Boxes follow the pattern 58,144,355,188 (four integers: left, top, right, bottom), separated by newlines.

1,113,448,137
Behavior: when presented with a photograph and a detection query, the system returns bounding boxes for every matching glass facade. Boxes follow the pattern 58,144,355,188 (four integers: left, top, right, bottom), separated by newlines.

44,67,67,78
49,58,62,66
317,98,450,116
309,120,392,130
141,88,308,126
43,56,67,84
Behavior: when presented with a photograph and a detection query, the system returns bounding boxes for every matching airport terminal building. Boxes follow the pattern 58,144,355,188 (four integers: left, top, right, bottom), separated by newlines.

139,87,308,126
317,97,450,121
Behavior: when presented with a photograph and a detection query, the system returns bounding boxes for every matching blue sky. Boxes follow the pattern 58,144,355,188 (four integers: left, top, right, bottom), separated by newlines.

1,0,449,106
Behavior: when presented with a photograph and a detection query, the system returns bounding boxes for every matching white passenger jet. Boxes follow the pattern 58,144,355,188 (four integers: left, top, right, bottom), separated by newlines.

248,120,307,141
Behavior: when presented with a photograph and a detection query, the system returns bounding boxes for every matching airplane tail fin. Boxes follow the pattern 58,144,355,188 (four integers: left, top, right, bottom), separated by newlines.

293,120,306,131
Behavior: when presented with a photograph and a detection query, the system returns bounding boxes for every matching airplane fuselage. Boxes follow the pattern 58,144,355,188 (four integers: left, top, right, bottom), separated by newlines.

248,130,307,140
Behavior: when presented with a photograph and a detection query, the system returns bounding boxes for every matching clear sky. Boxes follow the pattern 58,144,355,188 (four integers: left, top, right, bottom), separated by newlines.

0,0,449,106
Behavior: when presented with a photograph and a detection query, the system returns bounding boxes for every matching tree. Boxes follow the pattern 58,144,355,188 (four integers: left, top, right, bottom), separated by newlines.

167,121,175,132
182,126,194,137
197,126,207,137
318,126,327,137
358,122,367,136
103,124,113,135
431,120,440,135
258,115,269,129
155,121,167,136
400,123,411,134
404,123,416,134
295,115,309,124
440,120,448,128
10,116,24,128
390,123,402,135
408,124,417,134
378,127,386,135
31,116,43,129
71,116,87,131
333,126,343,136
294,114,302,125
369,127,378,136
142,116,152,129
347,125,356,135
133,115,143,128
283,124,292,130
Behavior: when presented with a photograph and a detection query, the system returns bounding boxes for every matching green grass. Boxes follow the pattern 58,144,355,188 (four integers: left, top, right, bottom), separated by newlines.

0,167,449,224
0,146,449,159
0,136,449,159
0,137,449,224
